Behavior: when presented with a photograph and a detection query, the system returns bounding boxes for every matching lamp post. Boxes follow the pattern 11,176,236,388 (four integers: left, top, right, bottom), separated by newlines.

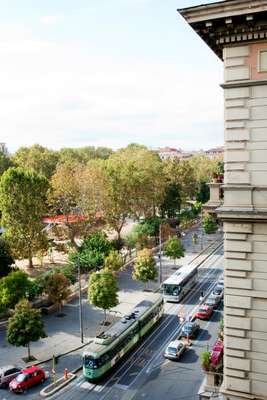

158,223,162,286
77,256,84,344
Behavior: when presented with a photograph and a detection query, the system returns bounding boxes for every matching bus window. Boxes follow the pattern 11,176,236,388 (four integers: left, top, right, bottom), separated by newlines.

163,284,181,296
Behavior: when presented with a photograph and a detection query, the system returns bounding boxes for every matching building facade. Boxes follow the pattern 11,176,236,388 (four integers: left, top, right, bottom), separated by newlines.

179,1,267,399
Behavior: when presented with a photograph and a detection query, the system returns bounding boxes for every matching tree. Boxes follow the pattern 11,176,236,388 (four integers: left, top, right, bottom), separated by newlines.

163,159,197,210
132,248,157,288
88,271,119,321
12,144,59,179
189,154,222,185
0,271,33,310
44,272,71,312
160,182,181,218
139,217,162,238
7,299,46,361
69,232,114,271
103,146,166,239
49,160,105,249
104,250,123,275
58,146,113,164
0,168,49,268
196,181,210,204
164,237,185,265
202,214,218,234
0,238,14,278
49,161,86,249
0,144,12,176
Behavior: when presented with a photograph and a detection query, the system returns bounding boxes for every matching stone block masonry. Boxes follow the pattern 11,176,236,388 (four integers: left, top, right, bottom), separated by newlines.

178,2,267,399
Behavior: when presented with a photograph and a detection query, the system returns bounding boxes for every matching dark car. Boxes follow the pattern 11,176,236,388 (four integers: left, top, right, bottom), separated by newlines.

0,366,22,388
195,305,213,320
204,295,221,309
181,321,200,338
212,285,224,298
9,366,46,393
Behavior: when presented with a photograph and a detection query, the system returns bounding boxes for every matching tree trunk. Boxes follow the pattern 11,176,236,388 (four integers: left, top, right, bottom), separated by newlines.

104,309,106,322
116,229,121,242
27,342,31,361
28,253,33,269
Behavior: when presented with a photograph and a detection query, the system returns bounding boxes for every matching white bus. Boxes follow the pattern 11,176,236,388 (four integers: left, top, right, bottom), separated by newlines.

162,264,199,302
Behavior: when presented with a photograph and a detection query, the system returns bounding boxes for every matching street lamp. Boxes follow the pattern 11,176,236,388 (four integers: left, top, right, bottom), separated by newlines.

158,223,163,286
77,256,84,344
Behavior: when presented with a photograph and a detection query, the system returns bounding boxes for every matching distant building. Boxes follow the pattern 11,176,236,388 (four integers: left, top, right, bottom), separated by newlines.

205,146,224,159
156,147,183,160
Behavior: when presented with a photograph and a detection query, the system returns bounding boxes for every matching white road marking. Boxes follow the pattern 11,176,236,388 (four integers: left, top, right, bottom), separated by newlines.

94,385,104,392
114,384,129,390
79,381,95,390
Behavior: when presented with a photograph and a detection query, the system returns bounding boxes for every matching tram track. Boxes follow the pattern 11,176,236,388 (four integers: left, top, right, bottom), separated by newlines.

52,244,223,400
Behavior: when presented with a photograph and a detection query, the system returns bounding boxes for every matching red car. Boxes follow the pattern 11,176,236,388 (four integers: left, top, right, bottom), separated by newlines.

195,305,213,320
9,366,46,393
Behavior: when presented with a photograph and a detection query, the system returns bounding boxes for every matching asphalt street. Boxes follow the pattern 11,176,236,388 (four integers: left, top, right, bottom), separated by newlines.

49,245,224,400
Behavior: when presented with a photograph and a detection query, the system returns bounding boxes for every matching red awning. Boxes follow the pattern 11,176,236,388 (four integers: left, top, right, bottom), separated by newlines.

43,215,88,224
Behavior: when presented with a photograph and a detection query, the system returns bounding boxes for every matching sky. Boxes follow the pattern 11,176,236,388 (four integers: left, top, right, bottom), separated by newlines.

0,0,224,153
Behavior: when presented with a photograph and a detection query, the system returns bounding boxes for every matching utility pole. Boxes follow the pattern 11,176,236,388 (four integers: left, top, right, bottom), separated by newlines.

158,223,163,285
77,257,84,344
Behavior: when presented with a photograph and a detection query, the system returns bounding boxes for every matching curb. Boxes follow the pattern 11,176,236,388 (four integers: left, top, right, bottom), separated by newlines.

40,373,76,398
31,340,92,367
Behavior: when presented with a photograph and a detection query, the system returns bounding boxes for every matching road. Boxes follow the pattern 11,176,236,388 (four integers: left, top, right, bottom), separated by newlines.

50,245,224,400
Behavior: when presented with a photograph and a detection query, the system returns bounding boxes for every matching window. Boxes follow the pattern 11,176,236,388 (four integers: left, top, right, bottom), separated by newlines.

259,50,267,72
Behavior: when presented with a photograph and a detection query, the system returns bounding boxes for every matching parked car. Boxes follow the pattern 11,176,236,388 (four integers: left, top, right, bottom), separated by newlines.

195,305,213,320
9,366,46,393
212,285,224,298
217,278,224,286
164,340,186,360
204,295,221,309
0,366,22,388
181,321,200,338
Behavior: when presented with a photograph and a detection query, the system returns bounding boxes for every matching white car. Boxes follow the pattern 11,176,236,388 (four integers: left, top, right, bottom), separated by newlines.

164,340,186,360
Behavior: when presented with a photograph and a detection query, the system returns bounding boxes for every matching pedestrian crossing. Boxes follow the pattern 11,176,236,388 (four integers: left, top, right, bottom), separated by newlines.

77,379,104,392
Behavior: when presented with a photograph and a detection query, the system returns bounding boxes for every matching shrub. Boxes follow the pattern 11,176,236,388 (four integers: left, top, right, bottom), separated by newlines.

202,214,218,234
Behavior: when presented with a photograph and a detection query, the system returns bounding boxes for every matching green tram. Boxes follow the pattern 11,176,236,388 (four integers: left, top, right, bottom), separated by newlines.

83,293,164,381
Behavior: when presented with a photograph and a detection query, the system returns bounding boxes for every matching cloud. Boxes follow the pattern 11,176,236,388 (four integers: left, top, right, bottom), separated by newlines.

40,15,63,25
0,23,223,153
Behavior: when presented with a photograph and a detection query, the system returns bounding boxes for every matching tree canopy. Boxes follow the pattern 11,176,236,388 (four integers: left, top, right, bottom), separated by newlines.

164,237,185,264
0,144,12,176
104,250,123,275
12,144,59,179
88,271,119,320
69,231,113,271
0,167,49,267
133,248,157,285
44,272,71,311
0,270,33,310
0,238,14,278
7,299,46,360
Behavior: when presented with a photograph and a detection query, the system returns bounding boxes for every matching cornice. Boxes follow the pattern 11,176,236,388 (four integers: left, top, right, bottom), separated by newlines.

178,0,267,60
221,79,267,88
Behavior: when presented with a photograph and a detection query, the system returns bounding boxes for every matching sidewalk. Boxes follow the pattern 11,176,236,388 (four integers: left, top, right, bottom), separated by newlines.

0,224,222,373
